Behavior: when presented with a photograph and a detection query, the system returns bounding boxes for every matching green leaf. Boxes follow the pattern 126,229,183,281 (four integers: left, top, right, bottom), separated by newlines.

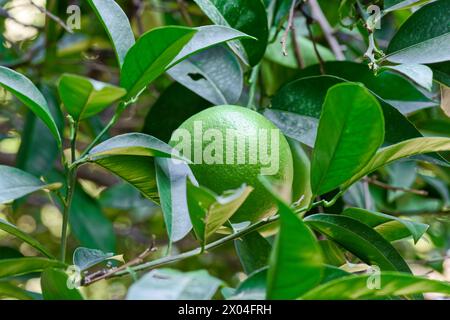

0,219,54,258
384,0,426,12
320,264,350,284
380,64,433,91
299,61,436,114
386,0,450,64
187,182,253,245
41,268,84,300
87,0,135,67
429,61,450,87
0,66,61,146
73,247,116,271
0,282,42,300
192,0,268,66
302,272,450,300
86,133,180,162
169,25,255,68
17,85,63,177
344,137,450,188
342,208,429,243
235,231,271,275
168,45,243,105
268,74,432,162
70,186,116,252
155,157,195,242
319,240,346,267
126,268,222,300
229,267,268,300
304,214,412,273
264,180,323,299
0,165,61,204
85,133,185,204
58,74,126,121
311,83,385,196
0,258,65,279
142,83,211,143
120,26,197,99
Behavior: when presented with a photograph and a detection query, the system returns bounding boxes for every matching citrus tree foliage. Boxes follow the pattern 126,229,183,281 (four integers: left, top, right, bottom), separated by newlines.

0,0,450,300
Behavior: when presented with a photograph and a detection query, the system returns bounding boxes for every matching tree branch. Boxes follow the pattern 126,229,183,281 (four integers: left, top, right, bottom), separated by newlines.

308,0,345,60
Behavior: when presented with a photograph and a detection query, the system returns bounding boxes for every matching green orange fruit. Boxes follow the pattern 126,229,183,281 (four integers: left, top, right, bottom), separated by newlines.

170,105,294,223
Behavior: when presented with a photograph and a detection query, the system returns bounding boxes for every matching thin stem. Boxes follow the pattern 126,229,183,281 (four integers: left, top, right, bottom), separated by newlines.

84,196,341,285
308,0,345,60
60,168,76,262
80,103,126,158
247,64,261,110
60,118,78,262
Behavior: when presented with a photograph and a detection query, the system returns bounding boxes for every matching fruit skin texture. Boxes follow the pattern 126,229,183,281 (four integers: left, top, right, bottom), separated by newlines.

170,105,294,223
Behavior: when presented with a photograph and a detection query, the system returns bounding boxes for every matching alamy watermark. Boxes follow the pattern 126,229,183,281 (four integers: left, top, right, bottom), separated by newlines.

170,121,281,175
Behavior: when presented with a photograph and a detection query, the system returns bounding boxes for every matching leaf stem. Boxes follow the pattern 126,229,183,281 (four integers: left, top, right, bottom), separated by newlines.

60,118,79,262
80,102,127,158
247,64,261,110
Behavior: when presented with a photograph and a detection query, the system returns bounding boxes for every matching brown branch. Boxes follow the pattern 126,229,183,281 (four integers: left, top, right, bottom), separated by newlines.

290,17,304,69
132,0,145,35
177,0,193,26
300,5,325,74
280,0,297,56
364,176,429,196
308,0,345,60
82,238,157,285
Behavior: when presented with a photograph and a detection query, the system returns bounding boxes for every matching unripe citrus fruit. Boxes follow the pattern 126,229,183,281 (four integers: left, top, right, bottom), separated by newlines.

170,105,294,223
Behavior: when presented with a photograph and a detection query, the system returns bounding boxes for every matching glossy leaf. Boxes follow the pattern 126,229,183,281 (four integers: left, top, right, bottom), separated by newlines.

0,165,60,204
168,45,243,105
344,137,450,188
264,179,323,299
187,183,252,245
342,208,428,243
269,74,431,159
86,133,180,162
58,74,126,121
142,83,211,143
0,258,65,279
126,268,222,300
380,64,433,91
229,267,268,300
235,231,271,275
73,247,117,271
299,62,436,114
305,214,412,273
155,157,195,242
384,0,425,12
192,0,268,66
120,26,196,99
0,219,54,258
302,272,450,300
87,0,135,67
85,133,185,204
41,268,84,300
311,83,385,196
169,25,255,68
0,66,61,146
386,0,450,64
